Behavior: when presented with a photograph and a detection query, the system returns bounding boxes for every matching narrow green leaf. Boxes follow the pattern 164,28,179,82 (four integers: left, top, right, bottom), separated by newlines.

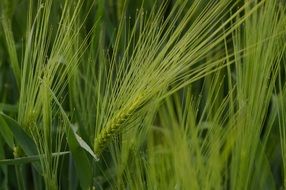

0,113,37,156
67,127,93,190
71,124,99,161
0,113,42,174
50,88,96,189
0,114,14,149
0,151,70,165
50,88,99,160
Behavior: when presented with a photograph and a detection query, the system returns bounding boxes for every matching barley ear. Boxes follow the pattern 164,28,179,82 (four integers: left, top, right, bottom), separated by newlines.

94,95,144,155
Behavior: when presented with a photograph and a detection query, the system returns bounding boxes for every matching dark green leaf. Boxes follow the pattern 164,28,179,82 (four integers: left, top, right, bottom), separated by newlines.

67,127,93,190
0,113,42,174
0,113,37,156
0,114,14,149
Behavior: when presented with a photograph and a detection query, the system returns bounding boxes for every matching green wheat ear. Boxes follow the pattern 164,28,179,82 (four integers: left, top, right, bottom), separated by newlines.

94,95,144,155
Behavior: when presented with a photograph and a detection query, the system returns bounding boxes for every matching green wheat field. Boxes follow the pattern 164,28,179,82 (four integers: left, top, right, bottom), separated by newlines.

0,0,286,189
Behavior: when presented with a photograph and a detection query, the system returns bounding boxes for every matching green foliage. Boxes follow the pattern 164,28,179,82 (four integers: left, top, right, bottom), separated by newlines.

0,0,285,189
